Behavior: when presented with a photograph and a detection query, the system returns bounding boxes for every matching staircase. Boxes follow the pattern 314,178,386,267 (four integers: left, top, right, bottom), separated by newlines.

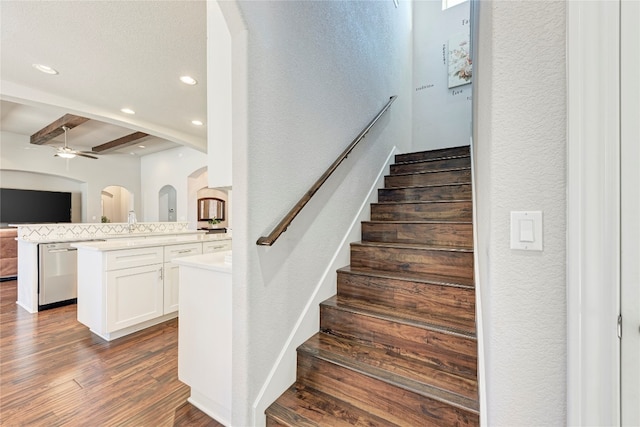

266,146,478,426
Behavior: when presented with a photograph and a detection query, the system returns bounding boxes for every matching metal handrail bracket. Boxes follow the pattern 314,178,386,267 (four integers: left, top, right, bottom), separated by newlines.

257,95,398,246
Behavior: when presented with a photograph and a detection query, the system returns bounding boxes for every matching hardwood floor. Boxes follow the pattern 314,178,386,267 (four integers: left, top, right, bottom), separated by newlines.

0,280,223,427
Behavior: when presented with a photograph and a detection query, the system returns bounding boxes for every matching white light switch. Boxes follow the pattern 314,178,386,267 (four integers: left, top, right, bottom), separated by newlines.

520,219,534,242
510,211,543,251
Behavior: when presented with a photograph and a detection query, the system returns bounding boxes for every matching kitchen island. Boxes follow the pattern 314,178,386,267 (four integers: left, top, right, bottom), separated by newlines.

14,221,216,314
72,233,231,341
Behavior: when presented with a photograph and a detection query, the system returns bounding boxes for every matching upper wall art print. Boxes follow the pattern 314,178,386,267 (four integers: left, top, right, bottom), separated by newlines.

448,31,472,88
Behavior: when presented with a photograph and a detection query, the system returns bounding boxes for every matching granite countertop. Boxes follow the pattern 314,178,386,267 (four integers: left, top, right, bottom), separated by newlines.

172,251,232,273
71,233,231,252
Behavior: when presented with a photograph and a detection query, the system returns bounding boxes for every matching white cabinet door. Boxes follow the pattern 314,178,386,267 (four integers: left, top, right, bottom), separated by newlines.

203,240,231,254
106,263,164,332
163,262,181,314
163,243,202,314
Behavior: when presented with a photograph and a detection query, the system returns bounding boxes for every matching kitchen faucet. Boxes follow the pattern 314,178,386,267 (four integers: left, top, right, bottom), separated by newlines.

128,210,137,232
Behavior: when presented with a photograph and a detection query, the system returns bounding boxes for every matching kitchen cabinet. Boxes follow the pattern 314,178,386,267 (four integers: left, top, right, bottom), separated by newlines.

106,263,164,332
163,243,202,314
78,245,167,341
75,236,231,341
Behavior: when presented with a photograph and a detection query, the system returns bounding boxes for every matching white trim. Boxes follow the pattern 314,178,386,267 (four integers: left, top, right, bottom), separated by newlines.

620,0,640,423
468,0,486,424
250,147,398,426
566,1,621,425
469,139,487,427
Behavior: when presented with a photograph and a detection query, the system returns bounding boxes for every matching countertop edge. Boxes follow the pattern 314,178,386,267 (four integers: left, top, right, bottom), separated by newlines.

71,235,231,252
173,251,232,273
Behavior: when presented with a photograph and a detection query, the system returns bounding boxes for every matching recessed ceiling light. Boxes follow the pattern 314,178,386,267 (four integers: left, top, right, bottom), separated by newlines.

32,64,58,75
121,108,135,115
180,76,198,85
191,120,203,126
138,145,146,149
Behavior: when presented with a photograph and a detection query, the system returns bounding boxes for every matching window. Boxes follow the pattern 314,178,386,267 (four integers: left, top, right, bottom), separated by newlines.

442,0,467,10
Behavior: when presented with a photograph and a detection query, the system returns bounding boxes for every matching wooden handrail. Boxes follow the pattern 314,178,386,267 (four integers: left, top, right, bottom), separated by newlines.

257,95,398,246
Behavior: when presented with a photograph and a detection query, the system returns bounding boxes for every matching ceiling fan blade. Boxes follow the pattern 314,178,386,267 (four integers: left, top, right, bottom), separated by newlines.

77,150,100,156
76,152,98,159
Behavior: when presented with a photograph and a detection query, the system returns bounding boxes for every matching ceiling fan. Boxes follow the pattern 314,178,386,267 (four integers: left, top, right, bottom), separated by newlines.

54,126,99,159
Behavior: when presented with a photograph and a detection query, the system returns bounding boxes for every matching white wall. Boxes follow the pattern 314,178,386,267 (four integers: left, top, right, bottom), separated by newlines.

140,145,207,228
207,0,233,189
474,1,566,425
413,0,472,151
228,1,413,425
0,131,140,222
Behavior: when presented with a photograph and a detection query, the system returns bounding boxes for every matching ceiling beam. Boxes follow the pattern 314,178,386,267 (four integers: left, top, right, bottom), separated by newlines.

30,114,90,145
92,131,149,153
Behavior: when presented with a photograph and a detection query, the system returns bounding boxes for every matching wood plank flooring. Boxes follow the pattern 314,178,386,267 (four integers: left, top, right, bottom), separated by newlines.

0,280,223,427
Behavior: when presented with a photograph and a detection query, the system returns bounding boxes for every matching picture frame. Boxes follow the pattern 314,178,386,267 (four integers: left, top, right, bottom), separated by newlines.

448,31,472,88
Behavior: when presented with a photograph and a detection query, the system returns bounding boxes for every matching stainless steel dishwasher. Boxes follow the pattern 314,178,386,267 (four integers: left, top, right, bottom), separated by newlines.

38,242,78,310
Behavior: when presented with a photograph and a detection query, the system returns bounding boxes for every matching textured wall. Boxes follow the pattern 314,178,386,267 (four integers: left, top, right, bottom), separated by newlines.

474,1,567,425
231,1,413,424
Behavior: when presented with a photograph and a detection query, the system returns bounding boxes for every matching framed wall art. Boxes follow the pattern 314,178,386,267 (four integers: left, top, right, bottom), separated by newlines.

448,31,472,88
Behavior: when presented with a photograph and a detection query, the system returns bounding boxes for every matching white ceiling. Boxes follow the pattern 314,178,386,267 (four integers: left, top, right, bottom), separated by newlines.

0,0,208,157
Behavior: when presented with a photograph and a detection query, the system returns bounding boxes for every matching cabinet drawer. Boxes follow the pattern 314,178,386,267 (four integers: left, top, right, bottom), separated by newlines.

203,240,231,254
164,243,202,262
104,247,164,271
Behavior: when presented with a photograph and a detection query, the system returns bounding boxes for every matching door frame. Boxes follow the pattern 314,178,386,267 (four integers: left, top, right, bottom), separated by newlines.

567,1,621,425
620,0,640,423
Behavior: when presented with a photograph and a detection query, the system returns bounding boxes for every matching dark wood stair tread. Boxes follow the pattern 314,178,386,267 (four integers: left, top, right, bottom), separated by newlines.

393,154,470,166
379,182,471,191
374,199,472,205
370,201,472,222
390,156,471,175
351,240,473,253
322,295,476,339
300,333,479,405
362,220,472,225
266,383,397,427
334,293,475,335
386,166,471,177
361,220,474,249
338,265,475,288
394,146,470,164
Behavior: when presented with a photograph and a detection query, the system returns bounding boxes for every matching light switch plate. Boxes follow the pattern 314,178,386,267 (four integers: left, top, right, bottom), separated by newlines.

510,211,543,251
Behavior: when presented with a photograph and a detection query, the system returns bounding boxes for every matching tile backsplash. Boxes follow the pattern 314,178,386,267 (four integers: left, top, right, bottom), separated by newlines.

17,222,190,242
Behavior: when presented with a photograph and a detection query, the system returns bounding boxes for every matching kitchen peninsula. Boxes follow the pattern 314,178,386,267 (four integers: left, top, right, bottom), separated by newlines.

72,232,231,341
14,222,231,342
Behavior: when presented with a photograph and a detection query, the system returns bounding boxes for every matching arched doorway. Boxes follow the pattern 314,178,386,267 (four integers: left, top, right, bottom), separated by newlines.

101,185,133,223
159,185,177,222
